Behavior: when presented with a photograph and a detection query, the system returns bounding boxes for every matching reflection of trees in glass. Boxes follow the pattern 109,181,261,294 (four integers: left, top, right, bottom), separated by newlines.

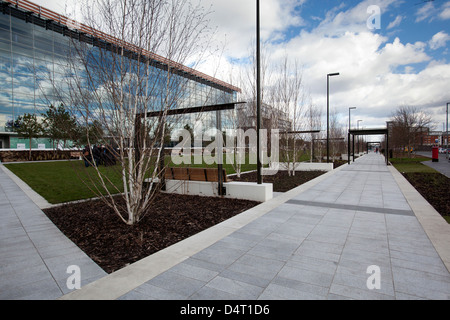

42,104,78,153
13,113,43,160
5,119,19,132
72,120,104,148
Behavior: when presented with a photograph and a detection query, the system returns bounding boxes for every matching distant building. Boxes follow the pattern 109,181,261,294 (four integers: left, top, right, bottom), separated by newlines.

422,131,450,146
236,101,293,132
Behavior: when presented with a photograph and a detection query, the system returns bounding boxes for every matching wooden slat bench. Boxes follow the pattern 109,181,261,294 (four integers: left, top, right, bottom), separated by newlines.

165,167,228,182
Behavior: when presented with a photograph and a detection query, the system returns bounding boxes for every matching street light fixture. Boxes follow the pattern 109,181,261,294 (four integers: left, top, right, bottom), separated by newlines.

327,72,340,163
348,107,356,165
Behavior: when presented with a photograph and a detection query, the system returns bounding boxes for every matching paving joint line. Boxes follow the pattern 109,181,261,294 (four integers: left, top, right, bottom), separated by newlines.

285,199,415,216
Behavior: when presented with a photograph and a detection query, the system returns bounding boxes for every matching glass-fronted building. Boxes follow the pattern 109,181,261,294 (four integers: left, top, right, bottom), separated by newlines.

0,0,240,149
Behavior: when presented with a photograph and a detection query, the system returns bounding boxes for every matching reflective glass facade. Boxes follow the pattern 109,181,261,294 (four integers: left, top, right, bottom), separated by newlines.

0,1,238,149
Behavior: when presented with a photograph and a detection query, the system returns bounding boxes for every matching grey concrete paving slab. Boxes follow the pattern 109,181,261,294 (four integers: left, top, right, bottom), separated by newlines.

219,268,273,288
0,164,106,300
146,270,207,298
189,285,243,300
205,276,264,299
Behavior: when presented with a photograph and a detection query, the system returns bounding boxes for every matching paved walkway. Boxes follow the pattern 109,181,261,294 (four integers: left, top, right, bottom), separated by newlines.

62,153,450,300
0,163,106,299
1,154,450,300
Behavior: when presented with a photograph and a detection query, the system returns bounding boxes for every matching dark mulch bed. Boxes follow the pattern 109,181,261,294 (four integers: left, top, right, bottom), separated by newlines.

43,193,259,274
231,170,327,192
402,172,450,217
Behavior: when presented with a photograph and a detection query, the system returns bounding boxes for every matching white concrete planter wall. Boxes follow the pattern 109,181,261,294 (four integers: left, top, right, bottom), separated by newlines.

163,179,273,202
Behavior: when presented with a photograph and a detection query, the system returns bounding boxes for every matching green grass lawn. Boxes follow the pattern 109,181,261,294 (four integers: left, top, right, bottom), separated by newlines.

389,157,438,173
5,160,124,204
4,154,261,204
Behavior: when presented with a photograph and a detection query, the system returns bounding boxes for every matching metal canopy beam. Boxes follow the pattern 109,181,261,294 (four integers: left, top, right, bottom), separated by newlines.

138,102,245,118
349,128,388,136
313,138,345,141
281,130,321,135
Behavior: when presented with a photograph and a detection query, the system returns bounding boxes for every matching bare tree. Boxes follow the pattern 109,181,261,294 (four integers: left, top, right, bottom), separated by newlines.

224,70,247,178
239,41,274,129
390,105,434,157
329,109,345,161
306,100,322,162
54,0,215,225
272,55,306,176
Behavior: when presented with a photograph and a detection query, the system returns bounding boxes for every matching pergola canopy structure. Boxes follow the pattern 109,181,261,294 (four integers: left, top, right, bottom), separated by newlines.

135,102,245,196
348,128,389,165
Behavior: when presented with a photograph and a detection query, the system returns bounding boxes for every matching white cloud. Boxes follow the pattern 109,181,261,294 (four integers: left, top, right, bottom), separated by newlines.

415,2,436,22
439,1,450,20
200,0,306,60
387,15,403,30
429,31,450,50
313,0,397,36
262,0,449,128
416,1,450,22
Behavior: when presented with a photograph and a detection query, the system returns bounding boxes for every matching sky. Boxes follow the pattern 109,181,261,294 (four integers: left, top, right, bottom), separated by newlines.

31,0,450,138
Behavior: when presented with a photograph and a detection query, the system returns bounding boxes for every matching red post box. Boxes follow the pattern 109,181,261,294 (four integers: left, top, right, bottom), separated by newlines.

432,146,439,162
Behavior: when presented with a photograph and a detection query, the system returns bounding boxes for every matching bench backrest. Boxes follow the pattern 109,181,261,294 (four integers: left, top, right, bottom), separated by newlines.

165,167,227,182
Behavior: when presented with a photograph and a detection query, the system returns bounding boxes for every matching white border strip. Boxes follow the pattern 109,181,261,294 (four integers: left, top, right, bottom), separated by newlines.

0,163,53,209
389,165,450,272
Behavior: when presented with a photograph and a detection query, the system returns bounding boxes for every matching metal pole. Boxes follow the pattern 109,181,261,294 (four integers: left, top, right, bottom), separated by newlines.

256,0,262,184
447,102,449,160
312,139,315,162
216,110,224,196
327,76,329,164
326,73,339,163
352,134,355,162
386,131,389,165
348,132,351,165
348,107,356,165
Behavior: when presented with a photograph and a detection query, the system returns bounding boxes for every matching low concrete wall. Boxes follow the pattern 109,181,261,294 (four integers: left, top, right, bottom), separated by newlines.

163,179,273,202
0,150,82,162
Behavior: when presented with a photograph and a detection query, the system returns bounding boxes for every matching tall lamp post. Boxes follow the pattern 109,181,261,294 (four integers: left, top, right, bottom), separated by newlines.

256,0,262,184
348,107,356,165
327,72,340,163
